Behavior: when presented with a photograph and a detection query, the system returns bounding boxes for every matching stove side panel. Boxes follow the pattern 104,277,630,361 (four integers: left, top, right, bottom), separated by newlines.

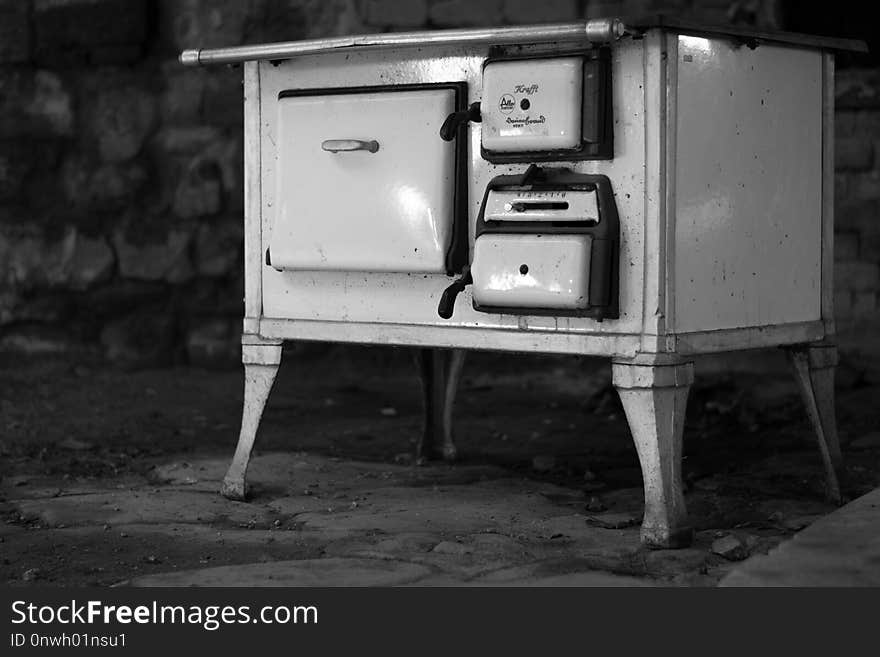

671,37,823,336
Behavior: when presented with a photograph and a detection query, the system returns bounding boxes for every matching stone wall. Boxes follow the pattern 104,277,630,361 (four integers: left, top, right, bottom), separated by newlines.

0,0,877,370
834,69,880,374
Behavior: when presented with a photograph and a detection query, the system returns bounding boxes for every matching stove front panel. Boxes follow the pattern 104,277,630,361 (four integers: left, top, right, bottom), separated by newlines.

258,41,648,343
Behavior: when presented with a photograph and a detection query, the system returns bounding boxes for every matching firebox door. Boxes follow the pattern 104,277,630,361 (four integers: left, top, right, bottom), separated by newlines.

480,51,612,162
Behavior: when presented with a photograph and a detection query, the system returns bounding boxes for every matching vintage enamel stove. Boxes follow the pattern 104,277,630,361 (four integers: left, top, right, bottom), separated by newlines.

181,18,865,548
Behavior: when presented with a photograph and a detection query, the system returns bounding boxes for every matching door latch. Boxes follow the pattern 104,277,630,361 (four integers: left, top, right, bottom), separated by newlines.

440,102,481,141
437,266,473,319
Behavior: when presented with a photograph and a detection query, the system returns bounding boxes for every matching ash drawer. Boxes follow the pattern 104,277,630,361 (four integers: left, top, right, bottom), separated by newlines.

268,85,466,274
471,233,592,310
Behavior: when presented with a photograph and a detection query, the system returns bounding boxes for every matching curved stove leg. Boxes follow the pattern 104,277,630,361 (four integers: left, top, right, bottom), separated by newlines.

221,339,282,501
440,348,466,461
613,355,694,549
786,343,843,504
416,348,466,464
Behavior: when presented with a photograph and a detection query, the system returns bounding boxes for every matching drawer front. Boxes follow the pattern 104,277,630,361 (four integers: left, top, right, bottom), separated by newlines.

471,234,592,310
270,87,457,273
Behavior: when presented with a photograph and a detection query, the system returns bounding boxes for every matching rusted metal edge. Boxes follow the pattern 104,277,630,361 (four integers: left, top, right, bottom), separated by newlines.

628,15,868,53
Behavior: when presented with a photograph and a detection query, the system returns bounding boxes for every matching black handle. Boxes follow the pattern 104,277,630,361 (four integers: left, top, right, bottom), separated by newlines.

440,102,481,142
437,268,473,319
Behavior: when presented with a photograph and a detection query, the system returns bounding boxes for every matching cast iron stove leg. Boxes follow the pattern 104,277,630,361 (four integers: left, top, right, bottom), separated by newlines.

416,348,466,464
613,355,694,549
221,338,282,501
786,343,843,504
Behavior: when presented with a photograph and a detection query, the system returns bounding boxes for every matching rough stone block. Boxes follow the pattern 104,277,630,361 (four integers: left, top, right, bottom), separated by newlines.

88,44,143,65
853,291,877,316
201,68,243,126
835,111,857,139
164,0,352,51
312,0,368,39
39,227,115,292
65,232,115,291
4,291,78,327
158,130,242,215
34,0,148,65
0,225,115,326
835,138,874,172
0,69,73,138
429,0,504,27
165,0,249,51
503,0,578,24
160,67,206,125
835,110,880,141
82,279,168,322
173,162,223,220
836,70,880,110
0,0,31,63
835,232,859,261
835,260,880,293
100,308,176,367
184,276,240,317
62,155,149,212
83,73,157,163
195,221,243,277
245,0,339,44
0,325,74,355
186,318,240,368
834,288,853,320
726,0,782,28
0,227,49,322
0,226,57,292
114,219,195,284
834,172,851,208
363,0,428,27
851,172,880,203
859,228,880,260
152,126,221,156
0,140,35,200
836,199,880,234
687,8,731,26
585,1,627,20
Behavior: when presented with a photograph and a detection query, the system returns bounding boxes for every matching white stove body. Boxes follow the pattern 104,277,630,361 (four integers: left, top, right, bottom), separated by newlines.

182,21,851,548
248,33,832,355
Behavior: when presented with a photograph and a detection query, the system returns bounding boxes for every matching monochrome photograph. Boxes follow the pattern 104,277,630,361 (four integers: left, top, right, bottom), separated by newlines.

1,0,877,613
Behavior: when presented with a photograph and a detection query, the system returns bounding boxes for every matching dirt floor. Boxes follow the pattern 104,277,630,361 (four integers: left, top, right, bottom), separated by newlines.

1,345,879,586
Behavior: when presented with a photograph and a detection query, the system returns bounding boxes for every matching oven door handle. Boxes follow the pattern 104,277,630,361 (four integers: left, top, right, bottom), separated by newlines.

321,139,380,154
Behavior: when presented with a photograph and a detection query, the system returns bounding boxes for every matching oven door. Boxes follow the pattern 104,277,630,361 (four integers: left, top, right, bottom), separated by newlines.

268,85,465,274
